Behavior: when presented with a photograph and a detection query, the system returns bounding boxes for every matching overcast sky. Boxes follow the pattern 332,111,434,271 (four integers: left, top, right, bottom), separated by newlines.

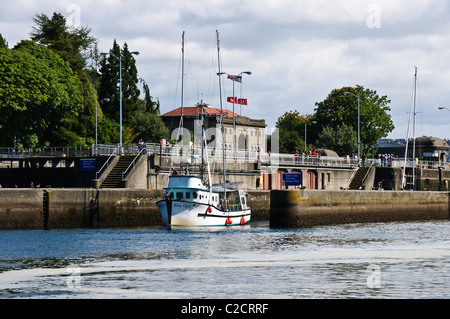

1,0,450,140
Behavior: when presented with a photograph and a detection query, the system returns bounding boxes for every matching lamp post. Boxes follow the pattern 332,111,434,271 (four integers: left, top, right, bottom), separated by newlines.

95,98,110,154
344,92,361,161
217,71,251,155
100,50,139,153
438,106,450,111
344,90,373,163
304,121,317,153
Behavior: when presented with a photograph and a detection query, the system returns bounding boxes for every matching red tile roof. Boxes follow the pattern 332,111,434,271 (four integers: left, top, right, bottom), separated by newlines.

161,106,238,118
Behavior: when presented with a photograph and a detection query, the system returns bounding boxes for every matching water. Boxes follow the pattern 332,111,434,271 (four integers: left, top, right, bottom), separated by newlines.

0,220,449,299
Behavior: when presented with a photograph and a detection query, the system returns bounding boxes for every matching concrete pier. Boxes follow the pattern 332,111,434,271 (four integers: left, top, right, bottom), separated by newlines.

270,189,450,228
2,188,449,229
0,188,164,229
0,189,270,230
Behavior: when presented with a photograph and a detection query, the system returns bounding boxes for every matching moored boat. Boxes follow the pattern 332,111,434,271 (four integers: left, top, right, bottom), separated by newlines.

157,175,251,227
157,30,251,227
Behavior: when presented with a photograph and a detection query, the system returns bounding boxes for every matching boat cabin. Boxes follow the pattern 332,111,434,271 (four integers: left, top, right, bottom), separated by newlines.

164,175,248,211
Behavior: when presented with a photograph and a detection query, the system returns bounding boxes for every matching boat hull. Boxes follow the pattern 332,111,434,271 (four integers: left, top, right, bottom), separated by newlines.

157,199,251,227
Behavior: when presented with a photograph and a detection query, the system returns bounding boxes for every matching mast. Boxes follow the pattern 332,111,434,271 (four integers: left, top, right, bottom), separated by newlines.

402,66,417,190
216,30,227,210
412,66,417,190
177,31,185,143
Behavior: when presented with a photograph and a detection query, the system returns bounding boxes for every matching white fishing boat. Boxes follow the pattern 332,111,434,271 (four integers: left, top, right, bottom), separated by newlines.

157,31,252,227
157,175,251,226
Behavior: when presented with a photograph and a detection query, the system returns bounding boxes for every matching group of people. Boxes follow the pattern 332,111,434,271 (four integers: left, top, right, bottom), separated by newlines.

379,153,398,167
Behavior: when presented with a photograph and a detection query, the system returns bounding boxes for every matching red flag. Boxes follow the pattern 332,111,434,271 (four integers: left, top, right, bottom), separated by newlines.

238,98,247,105
227,97,248,105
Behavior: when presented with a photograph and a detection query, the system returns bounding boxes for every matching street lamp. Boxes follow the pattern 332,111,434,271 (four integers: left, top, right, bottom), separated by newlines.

438,106,450,111
95,98,110,154
344,90,373,162
100,50,140,152
217,71,251,155
305,121,317,153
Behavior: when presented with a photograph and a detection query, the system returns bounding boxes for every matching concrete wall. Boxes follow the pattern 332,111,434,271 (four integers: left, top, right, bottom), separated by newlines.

0,189,43,229
0,188,164,229
123,155,148,189
0,189,270,229
270,189,450,228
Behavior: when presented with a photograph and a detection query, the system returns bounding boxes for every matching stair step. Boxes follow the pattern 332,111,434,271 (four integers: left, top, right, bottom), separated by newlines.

99,155,138,189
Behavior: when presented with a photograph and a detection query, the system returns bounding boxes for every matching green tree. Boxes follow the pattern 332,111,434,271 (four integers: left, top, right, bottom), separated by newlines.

129,80,168,143
30,12,97,72
275,110,315,153
0,34,7,48
141,79,160,115
314,85,394,154
98,40,140,123
316,123,357,156
0,41,83,147
29,12,99,146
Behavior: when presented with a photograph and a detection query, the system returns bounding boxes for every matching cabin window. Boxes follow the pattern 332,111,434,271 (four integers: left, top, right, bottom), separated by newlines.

176,192,183,199
185,192,191,199
193,192,198,199
169,193,174,199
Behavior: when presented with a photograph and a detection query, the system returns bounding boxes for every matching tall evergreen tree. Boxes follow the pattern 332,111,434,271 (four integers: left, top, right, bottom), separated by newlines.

98,40,140,125
141,79,160,115
30,12,97,72
0,34,8,48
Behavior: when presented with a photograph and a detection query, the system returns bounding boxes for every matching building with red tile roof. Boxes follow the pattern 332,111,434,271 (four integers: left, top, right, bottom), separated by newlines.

160,102,266,152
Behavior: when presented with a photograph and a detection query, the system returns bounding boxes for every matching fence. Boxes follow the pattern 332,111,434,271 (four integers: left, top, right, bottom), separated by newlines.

1,143,448,169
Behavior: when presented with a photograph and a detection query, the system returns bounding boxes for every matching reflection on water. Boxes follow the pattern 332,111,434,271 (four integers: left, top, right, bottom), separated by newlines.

0,220,449,298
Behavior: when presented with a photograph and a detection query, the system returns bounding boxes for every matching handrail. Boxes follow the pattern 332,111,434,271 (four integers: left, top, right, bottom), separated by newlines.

360,162,375,189
1,143,448,170
95,146,118,180
122,147,146,180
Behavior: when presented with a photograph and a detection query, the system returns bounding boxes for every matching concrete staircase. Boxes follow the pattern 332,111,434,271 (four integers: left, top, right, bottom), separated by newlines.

100,155,135,188
348,166,370,190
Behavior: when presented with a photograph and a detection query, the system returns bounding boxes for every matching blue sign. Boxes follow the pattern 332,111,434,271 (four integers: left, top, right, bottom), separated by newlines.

282,173,302,186
80,158,96,171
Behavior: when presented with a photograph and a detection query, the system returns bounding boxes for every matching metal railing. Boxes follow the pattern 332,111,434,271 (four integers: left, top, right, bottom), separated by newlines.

122,147,146,180
95,146,119,180
1,143,448,170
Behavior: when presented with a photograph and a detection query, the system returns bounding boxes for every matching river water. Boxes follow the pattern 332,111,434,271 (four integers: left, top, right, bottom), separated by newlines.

0,219,449,300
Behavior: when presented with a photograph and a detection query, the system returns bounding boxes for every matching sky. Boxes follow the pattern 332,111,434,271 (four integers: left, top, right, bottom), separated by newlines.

1,0,450,140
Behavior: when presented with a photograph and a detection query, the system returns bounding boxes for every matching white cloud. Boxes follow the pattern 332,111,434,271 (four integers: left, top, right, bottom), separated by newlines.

1,0,450,140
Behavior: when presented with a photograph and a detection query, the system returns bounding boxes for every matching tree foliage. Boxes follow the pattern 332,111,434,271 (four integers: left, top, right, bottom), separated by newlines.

98,40,140,124
0,34,8,49
314,85,394,154
30,12,97,72
316,123,357,156
129,80,168,143
275,110,315,153
0,41,83,147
